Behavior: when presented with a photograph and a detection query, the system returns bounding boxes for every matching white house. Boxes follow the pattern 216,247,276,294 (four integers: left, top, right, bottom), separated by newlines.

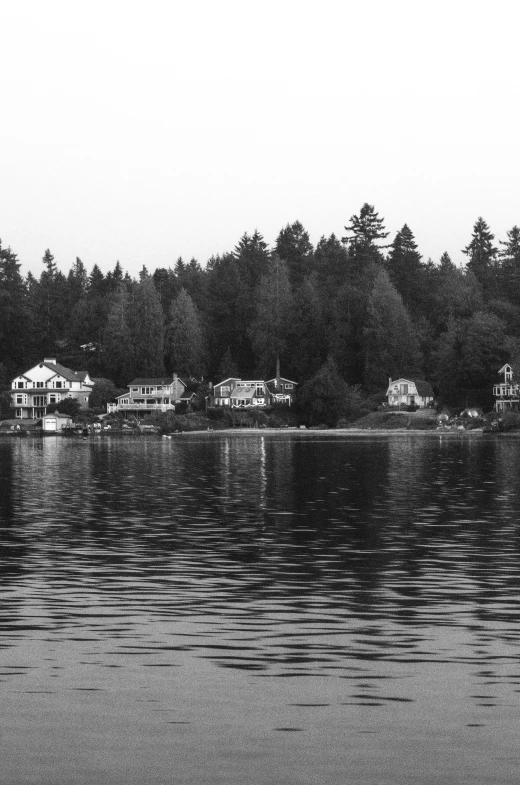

211,378,270,408
113,374,186,418
386,378,434,409
493,363,520,412
11,358,93,419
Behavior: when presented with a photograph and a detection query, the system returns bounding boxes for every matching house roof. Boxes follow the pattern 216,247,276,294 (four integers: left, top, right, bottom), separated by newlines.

41,361,90,384
129,377,186,386
214,377,241,388
230,387,256,399
498,364,514,374
387,378,434,397
266,377,297,386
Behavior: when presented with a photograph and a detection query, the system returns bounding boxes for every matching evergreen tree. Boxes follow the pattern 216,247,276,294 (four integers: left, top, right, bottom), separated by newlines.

342,203,389,250
0,241,30,372
298,357,363,427
66,257,88,309
32,248,69,353
233,230,270,290
275,220,314,287
314,233,349,297
342,204,388,290
462,217,498,293
362,269,422,390
128,277,165,377
166,288,205,378
153,267,180,318
205,253,251,377
433,311,507,406
498,225,520,305
249,255,292,378
386,224,427,317
102,284,134,385
286,275,326,381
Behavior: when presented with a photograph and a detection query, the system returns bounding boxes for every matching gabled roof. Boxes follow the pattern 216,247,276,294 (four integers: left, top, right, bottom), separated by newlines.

387,378,434,397
20,360,92,385
129,377,186,386
214,377,241,388
498,363,514,374
266,377,298,386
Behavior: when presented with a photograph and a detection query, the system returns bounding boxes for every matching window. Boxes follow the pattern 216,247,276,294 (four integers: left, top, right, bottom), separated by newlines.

400,384,408,395
17,381,24,389
49,395,57,404
132,387,139,392
16,395,24,405
121,398,129,405
220,386,230,395
16,408,22,418
33,396,46,406
55,381,62,388
285,384,293,390
141,387,152,395
36,381,44,388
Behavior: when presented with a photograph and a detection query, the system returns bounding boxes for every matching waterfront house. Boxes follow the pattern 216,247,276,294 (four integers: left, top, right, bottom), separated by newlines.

266,376,298,406
11,357,93,419
493,364,520,412
386,378,434,409
114,373,186,418
211,377,270,408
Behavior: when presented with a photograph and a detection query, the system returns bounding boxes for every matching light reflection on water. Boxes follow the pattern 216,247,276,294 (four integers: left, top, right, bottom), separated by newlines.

2,432,520,784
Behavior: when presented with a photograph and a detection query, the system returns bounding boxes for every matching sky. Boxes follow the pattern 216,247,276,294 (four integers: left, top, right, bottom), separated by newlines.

1,0,520,278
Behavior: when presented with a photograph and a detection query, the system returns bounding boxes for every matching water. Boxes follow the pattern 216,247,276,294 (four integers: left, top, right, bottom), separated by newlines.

1,431,520,784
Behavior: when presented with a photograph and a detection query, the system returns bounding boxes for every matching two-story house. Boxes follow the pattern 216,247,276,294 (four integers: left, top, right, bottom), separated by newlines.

386,377,434,409
112,374,186,418
266,376,298,406
211,375,298,408
493,363,520,412
11,358,93,419
212,378,270,408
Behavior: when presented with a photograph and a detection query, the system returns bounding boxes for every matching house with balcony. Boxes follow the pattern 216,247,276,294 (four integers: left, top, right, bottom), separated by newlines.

493,363,520,412
113,373,186,418
11,357,93,419
386,377,434,409
211,377,271,408
266,376,298,406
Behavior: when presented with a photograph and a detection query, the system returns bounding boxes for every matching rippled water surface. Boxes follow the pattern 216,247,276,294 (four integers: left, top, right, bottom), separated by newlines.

2,432,520,784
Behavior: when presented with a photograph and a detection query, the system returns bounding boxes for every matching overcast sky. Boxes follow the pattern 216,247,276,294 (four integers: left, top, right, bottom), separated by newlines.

1,1,519,277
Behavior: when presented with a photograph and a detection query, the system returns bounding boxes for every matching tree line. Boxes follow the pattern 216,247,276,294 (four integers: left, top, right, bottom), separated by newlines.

1,204,519,408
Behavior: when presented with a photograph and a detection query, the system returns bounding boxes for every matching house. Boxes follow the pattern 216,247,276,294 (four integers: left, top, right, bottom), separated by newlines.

386,378,434,409
211,378,270,408
493,363,520,412
114,373,186,418
266,376,298,406
42,412,73,432
11,358,93,419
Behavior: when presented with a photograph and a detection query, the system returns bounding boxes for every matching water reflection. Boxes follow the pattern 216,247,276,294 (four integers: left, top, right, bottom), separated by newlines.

2,432,520,784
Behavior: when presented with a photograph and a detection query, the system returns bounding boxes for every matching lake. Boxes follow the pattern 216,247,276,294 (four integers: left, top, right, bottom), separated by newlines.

1,431,520,784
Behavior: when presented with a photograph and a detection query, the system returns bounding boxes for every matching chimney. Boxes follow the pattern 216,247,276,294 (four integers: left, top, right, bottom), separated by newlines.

44,357,57,365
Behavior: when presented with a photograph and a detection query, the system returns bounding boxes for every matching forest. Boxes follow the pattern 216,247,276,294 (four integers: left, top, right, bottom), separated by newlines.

1,204,519,412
